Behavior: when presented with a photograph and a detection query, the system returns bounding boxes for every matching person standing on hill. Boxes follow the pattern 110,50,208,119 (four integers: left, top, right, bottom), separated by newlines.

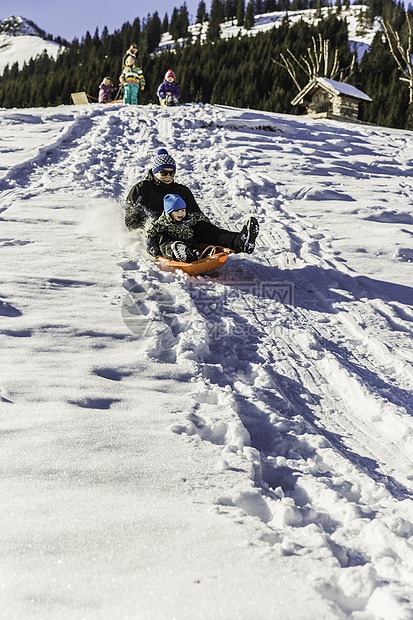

119,55,145,105
122,43,139,69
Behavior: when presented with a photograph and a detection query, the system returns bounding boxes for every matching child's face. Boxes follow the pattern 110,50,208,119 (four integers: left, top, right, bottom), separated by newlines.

170,208,186,221
103,78,111,85
166,76,175,83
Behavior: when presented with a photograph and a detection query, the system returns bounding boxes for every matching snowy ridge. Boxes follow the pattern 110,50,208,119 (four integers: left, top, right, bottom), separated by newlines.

0,16,62,75
1,102,413,619
0,16,42,37
158,5,382,61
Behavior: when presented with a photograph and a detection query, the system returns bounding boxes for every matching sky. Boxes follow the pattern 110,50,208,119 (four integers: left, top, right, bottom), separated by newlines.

0,0,202,41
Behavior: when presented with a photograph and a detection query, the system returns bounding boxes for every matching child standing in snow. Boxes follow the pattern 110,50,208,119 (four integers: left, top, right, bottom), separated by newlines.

156,70,180,106
146,194,212,262
98,77,117,103
120,55,145,105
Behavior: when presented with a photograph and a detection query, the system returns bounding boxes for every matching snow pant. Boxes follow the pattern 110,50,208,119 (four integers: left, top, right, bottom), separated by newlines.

123,83,139,105
193,220,239,251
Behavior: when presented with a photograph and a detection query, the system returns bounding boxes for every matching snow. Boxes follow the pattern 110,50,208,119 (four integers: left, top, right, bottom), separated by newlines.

157,5,382,61
317,77,373,101
0,16,62,75
1,100,413,619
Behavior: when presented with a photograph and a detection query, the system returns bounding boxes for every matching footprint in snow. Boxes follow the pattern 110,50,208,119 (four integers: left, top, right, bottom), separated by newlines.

0,301,22,317
0,238,32,247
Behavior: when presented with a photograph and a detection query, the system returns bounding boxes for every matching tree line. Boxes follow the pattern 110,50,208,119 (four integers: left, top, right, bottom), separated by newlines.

0,0,410,129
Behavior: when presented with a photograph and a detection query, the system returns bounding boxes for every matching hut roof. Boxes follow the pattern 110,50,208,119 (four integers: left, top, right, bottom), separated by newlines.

291,77,372,106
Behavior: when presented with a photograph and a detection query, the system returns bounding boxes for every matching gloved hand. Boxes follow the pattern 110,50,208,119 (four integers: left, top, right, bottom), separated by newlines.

146,237,160,257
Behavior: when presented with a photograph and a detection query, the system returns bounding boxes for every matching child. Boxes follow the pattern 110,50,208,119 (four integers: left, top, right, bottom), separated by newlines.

119,55,145,105
128,147,260,255
122,43,139,68
156,70,181,106
146,194,211,262
98,77,117,103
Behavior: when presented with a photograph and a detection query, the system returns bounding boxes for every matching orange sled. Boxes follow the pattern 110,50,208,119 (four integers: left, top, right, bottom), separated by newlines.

154,246,234,276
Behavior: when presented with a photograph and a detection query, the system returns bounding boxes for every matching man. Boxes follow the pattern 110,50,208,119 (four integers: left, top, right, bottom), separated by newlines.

125,148,259,255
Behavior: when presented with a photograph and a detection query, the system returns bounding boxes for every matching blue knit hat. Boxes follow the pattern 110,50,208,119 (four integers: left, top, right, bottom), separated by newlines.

152,148,176,174
164,194,186,214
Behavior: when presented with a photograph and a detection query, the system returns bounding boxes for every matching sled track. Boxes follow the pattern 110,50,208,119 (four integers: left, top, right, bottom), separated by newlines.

3,103,413,616
166,110,413,489
115,107,413,502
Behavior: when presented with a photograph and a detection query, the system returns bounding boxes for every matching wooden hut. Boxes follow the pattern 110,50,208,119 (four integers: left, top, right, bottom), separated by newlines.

291,77,372,122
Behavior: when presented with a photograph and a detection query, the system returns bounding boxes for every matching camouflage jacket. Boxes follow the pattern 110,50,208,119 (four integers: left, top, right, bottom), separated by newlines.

146,211,210,255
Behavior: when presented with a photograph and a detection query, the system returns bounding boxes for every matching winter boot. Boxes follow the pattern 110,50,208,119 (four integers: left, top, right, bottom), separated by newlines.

172,242,199,263
234,217,259,254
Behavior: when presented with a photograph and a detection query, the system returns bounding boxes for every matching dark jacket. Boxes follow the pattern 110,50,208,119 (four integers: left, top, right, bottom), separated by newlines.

156,81,181,102
125,170,201,230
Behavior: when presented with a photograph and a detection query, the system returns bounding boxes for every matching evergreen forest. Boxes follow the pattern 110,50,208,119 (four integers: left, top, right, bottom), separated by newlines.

0,0,411,129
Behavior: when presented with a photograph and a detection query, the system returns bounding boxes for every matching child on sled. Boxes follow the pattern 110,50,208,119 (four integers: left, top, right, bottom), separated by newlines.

98,77,117,103
146,194,259,263
156,70,181,106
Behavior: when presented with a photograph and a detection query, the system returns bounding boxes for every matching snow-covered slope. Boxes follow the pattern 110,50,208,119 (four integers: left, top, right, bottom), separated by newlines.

158,5,382,61
1,102,413,619
0,16,62,75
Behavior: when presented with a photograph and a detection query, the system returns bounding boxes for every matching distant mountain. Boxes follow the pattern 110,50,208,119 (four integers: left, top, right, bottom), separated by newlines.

0,15,45,37
157,5,381,61
0,16,63,75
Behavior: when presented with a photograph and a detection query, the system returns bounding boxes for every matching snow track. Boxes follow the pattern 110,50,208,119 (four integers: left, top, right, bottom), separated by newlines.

2,103,413,619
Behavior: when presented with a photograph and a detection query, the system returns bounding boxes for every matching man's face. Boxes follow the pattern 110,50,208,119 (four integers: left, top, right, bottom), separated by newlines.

155,168,175,184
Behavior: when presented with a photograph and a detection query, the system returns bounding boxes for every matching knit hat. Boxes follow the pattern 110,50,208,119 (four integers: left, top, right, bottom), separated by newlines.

152,148,176,174
164,194,186,214
165,69,176,80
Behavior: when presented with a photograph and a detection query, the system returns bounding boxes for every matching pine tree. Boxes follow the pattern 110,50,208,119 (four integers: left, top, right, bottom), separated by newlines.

255,0,264,15
210,0,226,23
131,18,141,46
207,0,224,41
169,8,180,40
196,0,209,22
162,13,169,33
145,12,162,53
225,0,238,21
244,0,255,29
178,3,190,39
207,17,222,41
237,0,245,27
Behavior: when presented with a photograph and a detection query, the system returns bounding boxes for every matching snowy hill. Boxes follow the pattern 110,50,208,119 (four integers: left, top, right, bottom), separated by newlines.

1,101,413,619
0,16,62,75
158,5,382,61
